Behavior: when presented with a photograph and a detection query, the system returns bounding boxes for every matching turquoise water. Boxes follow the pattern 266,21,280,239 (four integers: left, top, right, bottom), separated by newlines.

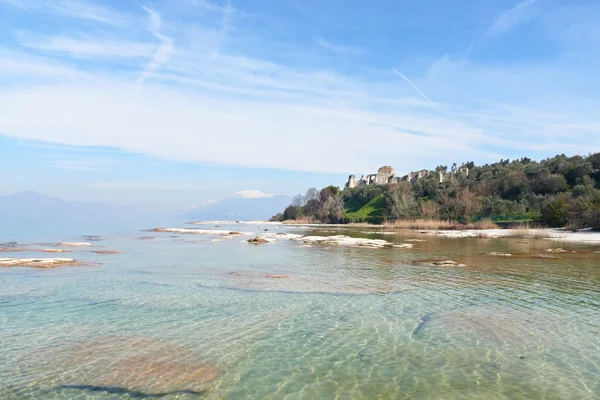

1,224,599,399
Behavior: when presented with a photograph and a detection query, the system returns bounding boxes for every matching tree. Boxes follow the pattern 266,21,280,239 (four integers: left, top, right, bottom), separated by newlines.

283,206,302,221
385,182,418,219
291,194,305,207
305,187,319,202
331,192,345,223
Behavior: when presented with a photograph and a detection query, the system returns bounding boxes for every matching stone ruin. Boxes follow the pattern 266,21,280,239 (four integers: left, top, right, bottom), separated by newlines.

345,166,468,189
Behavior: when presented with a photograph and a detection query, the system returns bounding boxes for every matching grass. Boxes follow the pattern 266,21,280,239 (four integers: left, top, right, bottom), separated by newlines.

502,222,550,239
382,219,457,230
344,196,386,220
381,218,500,230
282,217,318,224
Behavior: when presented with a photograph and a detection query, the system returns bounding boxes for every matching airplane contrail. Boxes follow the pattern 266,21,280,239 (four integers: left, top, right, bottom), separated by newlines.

392,68,434,104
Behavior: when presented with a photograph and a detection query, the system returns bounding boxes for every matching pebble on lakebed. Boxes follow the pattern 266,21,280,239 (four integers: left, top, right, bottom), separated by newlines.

0,258,83,268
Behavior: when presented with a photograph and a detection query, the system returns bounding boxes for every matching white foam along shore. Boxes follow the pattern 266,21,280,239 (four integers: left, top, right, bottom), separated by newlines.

255,233,413,248
419,228,600,244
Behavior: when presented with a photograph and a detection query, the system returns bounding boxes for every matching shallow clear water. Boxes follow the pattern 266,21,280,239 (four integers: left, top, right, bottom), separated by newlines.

1,224,599,399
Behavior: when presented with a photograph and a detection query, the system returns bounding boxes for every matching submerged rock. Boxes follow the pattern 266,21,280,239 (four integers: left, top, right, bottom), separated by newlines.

225,270,394,294
0,246,26,252
82,235,102,242
91,250,122,254
545,248,569,253
41,249,72,253
34,336,218,396
138,236,156,240
247,237,270,244
0,257,83,268
266,274,289,279
431,260,466,267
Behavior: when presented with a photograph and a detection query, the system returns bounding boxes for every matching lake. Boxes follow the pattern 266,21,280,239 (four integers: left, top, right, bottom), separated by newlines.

1,223,599,399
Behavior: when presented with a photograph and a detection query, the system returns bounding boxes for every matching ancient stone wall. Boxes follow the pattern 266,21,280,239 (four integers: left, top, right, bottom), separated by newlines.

345,165,468,188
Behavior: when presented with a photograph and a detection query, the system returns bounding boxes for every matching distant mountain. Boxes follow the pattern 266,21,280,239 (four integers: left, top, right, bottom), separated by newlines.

0,191,132,222
0,191,180,238
183,191,292,221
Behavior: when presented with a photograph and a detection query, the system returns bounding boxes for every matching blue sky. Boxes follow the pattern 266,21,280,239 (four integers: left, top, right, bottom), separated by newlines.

1,0,599,210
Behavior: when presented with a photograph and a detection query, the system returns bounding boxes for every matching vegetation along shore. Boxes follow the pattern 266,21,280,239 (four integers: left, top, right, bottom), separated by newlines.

272,153,600,231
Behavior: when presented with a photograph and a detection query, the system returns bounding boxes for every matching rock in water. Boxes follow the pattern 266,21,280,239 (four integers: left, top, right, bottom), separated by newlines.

247,237,270,244
32,336,218,396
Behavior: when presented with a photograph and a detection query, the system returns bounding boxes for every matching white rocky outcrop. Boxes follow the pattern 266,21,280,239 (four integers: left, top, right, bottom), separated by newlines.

0,257,82,268
254,233,413,249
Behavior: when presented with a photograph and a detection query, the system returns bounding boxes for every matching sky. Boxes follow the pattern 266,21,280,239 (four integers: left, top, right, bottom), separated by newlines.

1,0,599,211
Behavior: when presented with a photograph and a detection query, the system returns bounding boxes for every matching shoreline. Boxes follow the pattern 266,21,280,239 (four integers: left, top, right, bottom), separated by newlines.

417,228,600,244
188,220,600,244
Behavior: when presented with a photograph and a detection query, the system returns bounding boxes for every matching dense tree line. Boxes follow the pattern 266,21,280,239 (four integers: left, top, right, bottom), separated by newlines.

272,153,600,230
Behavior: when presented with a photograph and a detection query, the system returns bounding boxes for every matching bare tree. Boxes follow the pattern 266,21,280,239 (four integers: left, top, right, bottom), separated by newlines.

305,187,319,202
291,194,305,207
331,192,345,223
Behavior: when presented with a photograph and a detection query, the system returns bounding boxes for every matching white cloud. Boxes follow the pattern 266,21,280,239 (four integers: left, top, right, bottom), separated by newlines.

234,190,275,199
0,80,499,174
1,0,599,178
487,0,539,35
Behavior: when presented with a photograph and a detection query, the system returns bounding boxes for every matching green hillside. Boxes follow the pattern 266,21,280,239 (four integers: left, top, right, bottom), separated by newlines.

344,195,386,223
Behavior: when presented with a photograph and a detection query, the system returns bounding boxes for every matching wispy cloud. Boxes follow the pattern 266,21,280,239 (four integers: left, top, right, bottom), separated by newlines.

137,7,174,83
0,0,599,177
0,0,125,24
316,39,364,56
487,0,539,35
0,47,88,78
18,35,155,59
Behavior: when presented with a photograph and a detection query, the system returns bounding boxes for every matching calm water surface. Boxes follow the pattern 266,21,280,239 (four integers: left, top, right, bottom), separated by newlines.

1,224,599,399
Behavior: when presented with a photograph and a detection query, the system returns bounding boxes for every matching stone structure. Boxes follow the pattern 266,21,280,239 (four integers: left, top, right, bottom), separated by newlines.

345,166,468,188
